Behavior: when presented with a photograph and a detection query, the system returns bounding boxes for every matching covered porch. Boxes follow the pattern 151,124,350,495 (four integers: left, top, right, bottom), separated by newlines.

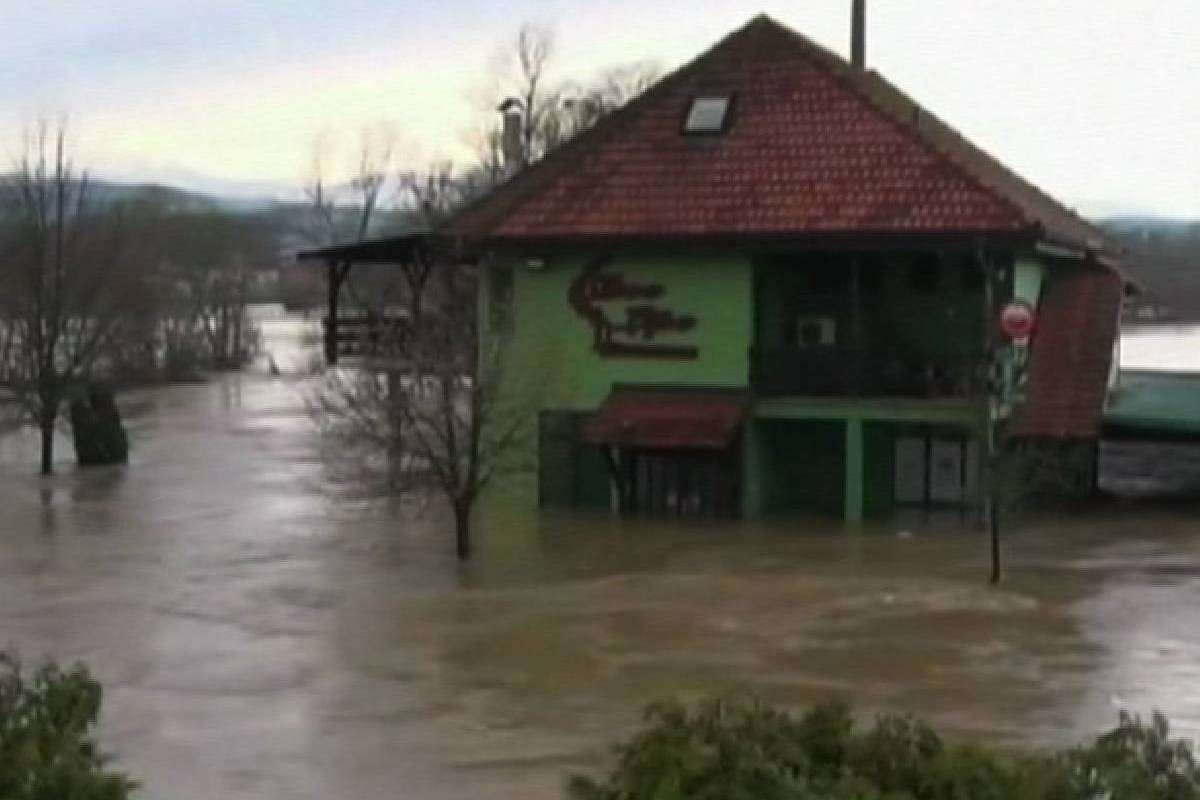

296,232,463,365
751,249,993,400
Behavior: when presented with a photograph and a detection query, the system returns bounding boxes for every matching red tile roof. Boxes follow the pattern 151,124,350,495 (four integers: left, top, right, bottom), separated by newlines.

1012,269,1124,439
582,388,749,450
451,15,1115,255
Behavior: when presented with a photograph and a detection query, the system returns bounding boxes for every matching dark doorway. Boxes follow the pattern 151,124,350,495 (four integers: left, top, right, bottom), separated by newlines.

619,448,740,519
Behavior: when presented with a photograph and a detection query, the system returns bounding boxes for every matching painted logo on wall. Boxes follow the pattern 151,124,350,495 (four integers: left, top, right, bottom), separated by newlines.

568,257,699,359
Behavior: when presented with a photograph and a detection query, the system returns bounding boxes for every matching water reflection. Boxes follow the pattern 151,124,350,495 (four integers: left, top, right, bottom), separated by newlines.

1121,324,1200,372
0,310,1197,800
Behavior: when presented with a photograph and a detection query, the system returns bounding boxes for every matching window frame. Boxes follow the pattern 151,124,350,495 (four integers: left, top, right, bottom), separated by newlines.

681,93,737,135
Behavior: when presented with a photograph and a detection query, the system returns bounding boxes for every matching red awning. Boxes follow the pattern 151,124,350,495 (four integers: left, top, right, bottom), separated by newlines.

582,388,749,450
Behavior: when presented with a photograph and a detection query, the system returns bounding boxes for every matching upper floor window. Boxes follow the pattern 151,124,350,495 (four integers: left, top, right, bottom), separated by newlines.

684,95,732,134
909,256,941,292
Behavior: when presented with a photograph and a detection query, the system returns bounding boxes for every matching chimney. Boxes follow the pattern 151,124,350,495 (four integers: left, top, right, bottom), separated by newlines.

851,0,866,69
498,97,524,179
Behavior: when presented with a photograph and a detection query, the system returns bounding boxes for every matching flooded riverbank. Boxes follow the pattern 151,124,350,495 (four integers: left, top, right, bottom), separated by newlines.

1,312,1199,800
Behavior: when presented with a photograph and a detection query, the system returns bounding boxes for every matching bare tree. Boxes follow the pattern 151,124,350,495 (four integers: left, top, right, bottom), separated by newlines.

301,130,413,346
166,215,267,371
113,201,273,378
312,263,532,560
513,24,555,164
0,121,140,474
307,28,660,552
302,129,396,249
472,25,659,178
555,61,661,142
393,161,471,322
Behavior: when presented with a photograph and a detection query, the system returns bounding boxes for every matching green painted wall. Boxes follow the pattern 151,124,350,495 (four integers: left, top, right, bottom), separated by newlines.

535,411,614,510
537,411,576,507
489,252,753,507
1013,257,1045,308
741,420,768,517
751,419,904,519
494,253,753,412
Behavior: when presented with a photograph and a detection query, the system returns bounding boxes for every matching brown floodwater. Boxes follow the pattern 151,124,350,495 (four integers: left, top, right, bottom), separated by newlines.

1,311,1200,800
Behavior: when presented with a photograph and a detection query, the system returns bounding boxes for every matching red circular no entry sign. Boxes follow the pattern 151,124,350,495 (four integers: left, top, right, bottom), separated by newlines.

999,300,1036,342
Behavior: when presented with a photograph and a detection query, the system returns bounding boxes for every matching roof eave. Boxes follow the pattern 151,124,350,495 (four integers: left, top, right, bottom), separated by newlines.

295,231,469,265
475,227,1038,253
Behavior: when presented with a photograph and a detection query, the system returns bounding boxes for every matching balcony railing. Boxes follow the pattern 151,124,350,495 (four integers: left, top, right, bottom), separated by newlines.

751,346,986,399
323,313,410,363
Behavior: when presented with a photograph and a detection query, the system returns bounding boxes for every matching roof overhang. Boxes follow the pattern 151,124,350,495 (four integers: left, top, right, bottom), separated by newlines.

473,228,1039,256
1034,237,1139,293
296,232,475,265
582,386,750,450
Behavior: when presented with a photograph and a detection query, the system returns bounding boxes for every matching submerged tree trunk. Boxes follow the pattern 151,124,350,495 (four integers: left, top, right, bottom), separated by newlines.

231,308,243,367
988,502,1002,585
39,400,58,477
70,385,130,467
453,499,472,561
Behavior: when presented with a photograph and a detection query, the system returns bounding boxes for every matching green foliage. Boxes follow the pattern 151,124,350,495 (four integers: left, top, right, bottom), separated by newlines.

0,653,135,800
571,697,1200,800
1049,712,1200,800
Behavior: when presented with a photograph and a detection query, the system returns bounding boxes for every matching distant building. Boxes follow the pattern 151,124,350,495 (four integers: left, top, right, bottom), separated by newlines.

307,15,1128,523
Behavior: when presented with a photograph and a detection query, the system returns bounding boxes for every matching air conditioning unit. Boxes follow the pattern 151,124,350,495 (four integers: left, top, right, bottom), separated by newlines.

795,316,836,347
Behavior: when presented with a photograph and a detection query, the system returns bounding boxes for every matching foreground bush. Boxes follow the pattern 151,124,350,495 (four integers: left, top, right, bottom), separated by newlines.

0,653,135,800
569,696,1200,800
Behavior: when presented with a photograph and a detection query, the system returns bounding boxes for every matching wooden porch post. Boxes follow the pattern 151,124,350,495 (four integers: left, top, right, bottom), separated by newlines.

981,248,1002,584
325,260,348,365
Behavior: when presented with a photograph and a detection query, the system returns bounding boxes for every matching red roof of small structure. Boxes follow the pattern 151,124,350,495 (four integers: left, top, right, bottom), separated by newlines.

451,15,1114,255
582,388,749,450
1012,269,1124,439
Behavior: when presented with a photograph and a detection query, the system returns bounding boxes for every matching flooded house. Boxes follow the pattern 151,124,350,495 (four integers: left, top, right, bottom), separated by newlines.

307,13,1129,523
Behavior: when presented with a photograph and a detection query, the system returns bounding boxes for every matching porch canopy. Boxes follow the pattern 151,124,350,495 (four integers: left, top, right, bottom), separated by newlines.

582,387,750,451
295,232,471,364
295,231,471,265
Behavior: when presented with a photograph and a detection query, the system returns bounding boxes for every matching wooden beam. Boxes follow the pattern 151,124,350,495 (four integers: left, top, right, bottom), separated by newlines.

324,260,351,365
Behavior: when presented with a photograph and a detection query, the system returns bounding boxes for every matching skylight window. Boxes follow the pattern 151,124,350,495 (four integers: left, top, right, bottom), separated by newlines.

684,95,731,134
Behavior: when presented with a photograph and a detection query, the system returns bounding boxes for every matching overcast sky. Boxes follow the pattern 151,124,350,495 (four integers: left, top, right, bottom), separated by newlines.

2,1,1197,217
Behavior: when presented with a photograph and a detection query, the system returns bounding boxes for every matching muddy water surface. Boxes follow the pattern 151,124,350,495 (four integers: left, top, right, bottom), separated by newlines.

1,312,1200,800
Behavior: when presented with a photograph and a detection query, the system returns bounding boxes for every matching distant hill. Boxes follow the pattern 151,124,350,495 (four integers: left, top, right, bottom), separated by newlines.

12,177,1197,319
88,179,306,217
1102,219,1200,321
